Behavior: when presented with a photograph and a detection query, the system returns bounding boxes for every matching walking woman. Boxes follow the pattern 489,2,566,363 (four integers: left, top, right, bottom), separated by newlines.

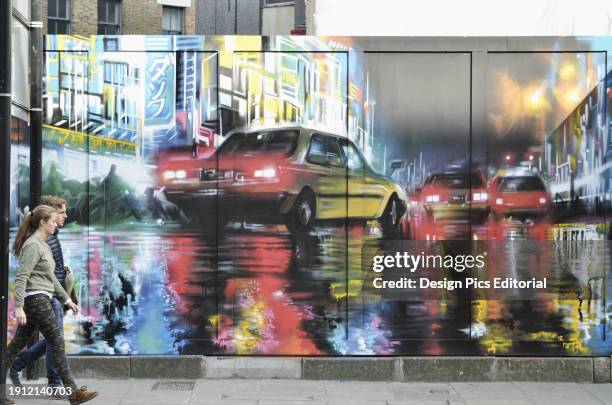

4,205,97,405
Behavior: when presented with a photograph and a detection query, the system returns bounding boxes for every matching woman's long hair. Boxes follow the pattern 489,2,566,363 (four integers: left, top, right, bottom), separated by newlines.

12,205,57,256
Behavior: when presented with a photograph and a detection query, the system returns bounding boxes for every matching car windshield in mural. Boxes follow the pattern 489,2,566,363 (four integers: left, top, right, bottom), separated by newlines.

7,36,611,356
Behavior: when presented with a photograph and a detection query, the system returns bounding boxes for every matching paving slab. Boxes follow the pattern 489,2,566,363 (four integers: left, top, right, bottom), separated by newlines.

119,398,191,405
386,401,465,405
259,379,323,390
190,401,257,405
258,401,328,405
451,382,527,399
6,377,610,405
323,380,396,400
389,382,462,402
191,379,260,397
579,383,612,405
525,400,603,405
463,400,535,405
220,393,317,401
514,382,606,405
258,379,325,399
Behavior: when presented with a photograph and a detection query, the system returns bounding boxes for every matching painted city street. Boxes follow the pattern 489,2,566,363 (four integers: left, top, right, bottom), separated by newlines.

6,35,612,357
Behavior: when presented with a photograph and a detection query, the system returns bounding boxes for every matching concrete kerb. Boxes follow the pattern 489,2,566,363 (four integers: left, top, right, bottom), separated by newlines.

205,357,302,379
593,357,612,383
66,356,130,379
130,356,205,379
60,356,609,382
302,357,397,381
401,357,496,382
304,357,598,382
494,357,594,382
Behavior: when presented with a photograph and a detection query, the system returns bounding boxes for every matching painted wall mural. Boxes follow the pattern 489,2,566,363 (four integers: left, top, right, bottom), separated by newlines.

7,35,612,356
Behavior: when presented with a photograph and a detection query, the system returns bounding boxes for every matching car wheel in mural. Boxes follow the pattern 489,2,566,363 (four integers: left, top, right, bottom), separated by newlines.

381,195,401,237
290,188,316,233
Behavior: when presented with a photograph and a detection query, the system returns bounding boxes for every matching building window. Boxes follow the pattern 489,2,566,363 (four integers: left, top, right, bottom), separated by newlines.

48,0,71,34
162,6,183,35
98,0,121,35
263,0,294,6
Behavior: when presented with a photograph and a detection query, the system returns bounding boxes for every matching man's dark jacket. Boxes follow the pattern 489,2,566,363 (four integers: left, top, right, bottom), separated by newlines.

48,228,66,290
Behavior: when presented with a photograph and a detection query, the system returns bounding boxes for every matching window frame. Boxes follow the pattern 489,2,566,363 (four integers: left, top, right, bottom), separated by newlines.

98,0,121,35
263,0,294,7
162,5,184,35
47,0,72,34
324,136,346,168
307,133,346,168
306,134,327,166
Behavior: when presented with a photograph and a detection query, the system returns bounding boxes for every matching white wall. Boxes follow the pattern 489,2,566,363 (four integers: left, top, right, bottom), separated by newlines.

263,5,295,35
306,0,612,36
11,15,29,120
157,0,192,7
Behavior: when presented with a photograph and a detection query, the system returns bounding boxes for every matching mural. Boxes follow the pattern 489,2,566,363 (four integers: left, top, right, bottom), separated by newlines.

6,35,611,356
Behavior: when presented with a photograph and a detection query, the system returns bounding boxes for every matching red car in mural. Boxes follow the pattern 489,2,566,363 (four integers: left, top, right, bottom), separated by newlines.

156,126,407,234
419,168,489,222
489,170,550,220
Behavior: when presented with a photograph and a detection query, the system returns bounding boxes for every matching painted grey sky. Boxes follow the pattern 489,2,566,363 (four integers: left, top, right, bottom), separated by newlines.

365,53,471,171
364,51,605,171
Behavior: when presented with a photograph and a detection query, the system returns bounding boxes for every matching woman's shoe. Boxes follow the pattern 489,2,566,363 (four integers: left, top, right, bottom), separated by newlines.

68,388,98,405
8,364,22,387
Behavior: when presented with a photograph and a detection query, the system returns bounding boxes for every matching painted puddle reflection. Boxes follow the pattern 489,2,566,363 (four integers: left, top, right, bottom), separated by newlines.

7,219,611,356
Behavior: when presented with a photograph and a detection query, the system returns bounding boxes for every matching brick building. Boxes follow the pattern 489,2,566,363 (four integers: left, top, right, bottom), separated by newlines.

196,0,306,35
43,0,196,35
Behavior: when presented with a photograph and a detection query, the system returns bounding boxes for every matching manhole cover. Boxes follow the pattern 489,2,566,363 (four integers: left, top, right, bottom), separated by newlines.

151,381,195,391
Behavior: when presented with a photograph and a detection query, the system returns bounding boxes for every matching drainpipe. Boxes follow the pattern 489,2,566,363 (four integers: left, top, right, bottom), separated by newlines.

0,0,13,401
25,0,43,380
30,0,42,208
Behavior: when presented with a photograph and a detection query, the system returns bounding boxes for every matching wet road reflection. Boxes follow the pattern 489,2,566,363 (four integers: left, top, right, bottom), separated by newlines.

7,215,611,356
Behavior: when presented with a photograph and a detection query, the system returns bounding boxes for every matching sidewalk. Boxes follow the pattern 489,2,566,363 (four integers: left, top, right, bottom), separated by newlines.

6,378,612,405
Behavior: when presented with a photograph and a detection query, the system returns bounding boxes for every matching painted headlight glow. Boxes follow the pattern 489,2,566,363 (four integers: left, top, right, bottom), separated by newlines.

254,168,276,178
473,192,488,201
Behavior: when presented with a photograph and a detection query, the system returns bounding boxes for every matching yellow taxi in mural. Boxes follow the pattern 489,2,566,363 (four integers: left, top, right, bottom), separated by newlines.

157,126,407,234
